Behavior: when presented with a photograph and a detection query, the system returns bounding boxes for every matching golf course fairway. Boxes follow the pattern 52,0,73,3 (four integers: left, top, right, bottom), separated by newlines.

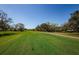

0,31,79,55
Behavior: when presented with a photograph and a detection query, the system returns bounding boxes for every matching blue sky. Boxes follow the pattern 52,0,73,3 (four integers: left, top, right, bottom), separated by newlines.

0,4,79,29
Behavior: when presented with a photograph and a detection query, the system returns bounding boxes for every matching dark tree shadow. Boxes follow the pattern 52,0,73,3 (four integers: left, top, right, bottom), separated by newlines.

0,33,17,37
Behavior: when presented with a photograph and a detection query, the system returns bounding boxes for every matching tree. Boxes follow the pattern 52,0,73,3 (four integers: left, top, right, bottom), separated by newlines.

15,23,25,31
35,22,57,32
36,25,41,31
0,10,12,31
65,10,79,32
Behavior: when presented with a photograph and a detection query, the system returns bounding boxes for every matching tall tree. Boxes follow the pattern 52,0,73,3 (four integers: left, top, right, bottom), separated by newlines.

0,10,12,31
67,10,79,32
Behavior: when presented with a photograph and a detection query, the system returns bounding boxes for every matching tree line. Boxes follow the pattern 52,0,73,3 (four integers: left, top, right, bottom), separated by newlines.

0,10,25,31
35,10,79,32
0,10,79,32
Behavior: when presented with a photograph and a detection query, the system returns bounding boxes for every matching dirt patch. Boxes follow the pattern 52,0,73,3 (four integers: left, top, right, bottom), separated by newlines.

45,32,79,39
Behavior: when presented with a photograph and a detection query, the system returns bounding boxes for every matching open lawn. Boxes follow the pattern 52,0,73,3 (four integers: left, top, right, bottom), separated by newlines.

0,31,79,55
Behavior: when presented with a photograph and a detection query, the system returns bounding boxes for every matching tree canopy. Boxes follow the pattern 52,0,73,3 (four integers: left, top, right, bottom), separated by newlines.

0,10,25,31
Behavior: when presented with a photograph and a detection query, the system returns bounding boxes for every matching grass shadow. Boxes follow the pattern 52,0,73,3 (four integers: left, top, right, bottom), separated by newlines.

0,33,17,37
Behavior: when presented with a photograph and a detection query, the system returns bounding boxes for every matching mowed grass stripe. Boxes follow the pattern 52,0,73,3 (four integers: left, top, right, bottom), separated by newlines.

0,32,22,54
0,31,79,55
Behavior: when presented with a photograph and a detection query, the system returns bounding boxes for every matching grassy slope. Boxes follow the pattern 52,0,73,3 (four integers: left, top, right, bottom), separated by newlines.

0,31,79,55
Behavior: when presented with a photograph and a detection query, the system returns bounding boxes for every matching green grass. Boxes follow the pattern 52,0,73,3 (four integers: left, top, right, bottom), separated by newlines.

0,31,79,55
